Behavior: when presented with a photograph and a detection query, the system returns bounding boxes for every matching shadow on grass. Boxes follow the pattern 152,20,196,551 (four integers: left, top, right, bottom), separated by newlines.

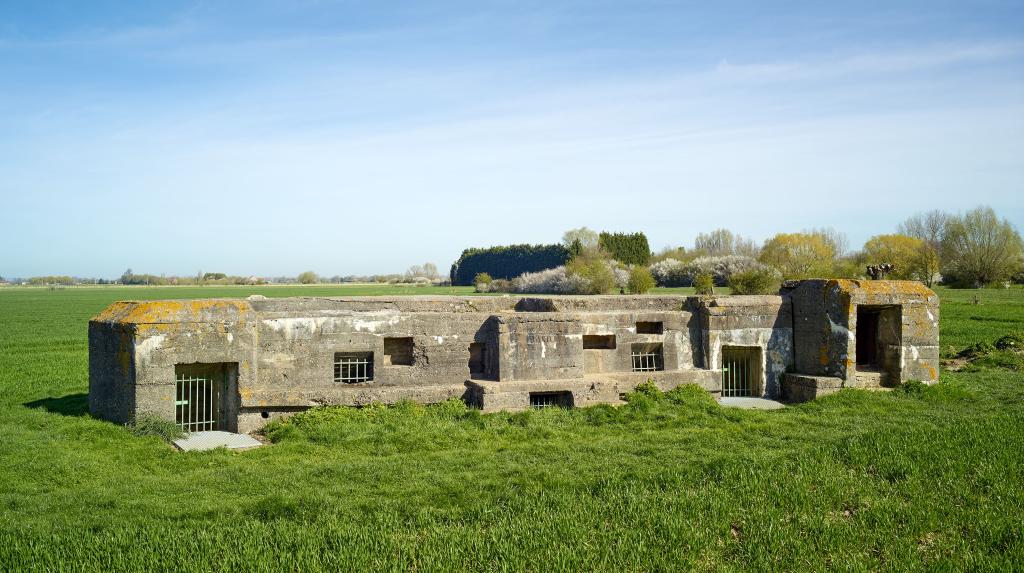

24,393,89,416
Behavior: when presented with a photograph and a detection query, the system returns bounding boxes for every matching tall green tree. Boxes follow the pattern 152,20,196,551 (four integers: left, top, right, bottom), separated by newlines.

562,227,599,250
861,234,927,280
598,232,651,266
941,206,1024,287
899,210,951,287
693,229,759,257
758,233,835,279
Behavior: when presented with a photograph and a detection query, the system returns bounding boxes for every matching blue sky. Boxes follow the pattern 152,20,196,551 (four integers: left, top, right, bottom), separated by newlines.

1,1,1022,278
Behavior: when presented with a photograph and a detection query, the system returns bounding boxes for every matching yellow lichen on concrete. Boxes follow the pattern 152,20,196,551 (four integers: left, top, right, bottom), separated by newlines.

828,279,935,299
92,299,251,324
136,322,181,336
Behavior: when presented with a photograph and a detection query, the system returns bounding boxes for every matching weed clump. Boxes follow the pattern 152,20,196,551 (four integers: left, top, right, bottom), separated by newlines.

994,331,1024,351
970,351,1024,373
895,380,974,402
957,341,996,360
127,414,184,442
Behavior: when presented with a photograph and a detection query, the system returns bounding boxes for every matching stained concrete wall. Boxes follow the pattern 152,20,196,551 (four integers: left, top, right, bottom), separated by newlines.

699,295,794,398
87,322,136,424
786,280,940,386
88,283,940,432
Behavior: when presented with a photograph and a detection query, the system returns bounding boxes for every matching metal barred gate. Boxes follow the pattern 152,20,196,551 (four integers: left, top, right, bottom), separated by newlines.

721,347,758,398
175,363,228,432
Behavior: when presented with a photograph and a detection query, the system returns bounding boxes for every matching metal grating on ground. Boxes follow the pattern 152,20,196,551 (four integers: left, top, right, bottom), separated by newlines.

173,431,263,452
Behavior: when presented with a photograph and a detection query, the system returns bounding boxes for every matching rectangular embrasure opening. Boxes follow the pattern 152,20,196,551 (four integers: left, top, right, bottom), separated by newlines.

583,334,616,350
383,337,414,366
529,391,573,409
334,352,373,383
636,321,664,334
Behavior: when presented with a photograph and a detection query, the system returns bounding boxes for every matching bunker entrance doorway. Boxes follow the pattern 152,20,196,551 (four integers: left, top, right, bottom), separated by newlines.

856,307,881,368
855,305,902,373
721,346,761,398
175,363,237,432
469,342,491,379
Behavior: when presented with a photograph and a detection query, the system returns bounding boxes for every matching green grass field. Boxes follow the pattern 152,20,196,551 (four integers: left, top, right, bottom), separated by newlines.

0,285,1022,571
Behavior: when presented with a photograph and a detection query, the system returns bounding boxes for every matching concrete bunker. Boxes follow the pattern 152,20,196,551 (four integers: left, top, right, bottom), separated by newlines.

782,280,939,402
86,280,940,432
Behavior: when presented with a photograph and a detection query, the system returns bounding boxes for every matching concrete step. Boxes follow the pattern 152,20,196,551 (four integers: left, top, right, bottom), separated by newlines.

718,397,785,410
173,431,263,452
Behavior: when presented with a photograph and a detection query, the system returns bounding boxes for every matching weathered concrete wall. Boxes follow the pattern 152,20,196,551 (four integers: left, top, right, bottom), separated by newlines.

787,280,940,387
496,314,584,382
468,369,719,413
700,295,794,398
781,373,844,402
88,322,136,424
87,284,940,432
89,300,255,426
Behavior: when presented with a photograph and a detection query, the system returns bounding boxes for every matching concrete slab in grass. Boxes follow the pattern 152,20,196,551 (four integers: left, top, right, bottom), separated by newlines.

173,431,263,452
719,397,785,410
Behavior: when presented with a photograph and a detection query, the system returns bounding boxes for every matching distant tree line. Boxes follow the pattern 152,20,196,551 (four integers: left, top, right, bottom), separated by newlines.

644,205,1022,289
461,205,1023,295
450,244,571,286
7,206,1020,292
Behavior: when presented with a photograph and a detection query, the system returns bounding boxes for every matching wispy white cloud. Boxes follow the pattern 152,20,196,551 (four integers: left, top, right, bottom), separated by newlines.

0,2,1022,276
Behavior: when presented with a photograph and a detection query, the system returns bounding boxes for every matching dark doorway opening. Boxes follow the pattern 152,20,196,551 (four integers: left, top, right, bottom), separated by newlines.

468,342,487,378
856,307,881,368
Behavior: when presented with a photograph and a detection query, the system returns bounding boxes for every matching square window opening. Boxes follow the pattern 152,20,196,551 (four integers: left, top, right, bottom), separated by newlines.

383,337,414,366
335,352,373,383
636,321,664,335
583,334,616,350
631,343,664,372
